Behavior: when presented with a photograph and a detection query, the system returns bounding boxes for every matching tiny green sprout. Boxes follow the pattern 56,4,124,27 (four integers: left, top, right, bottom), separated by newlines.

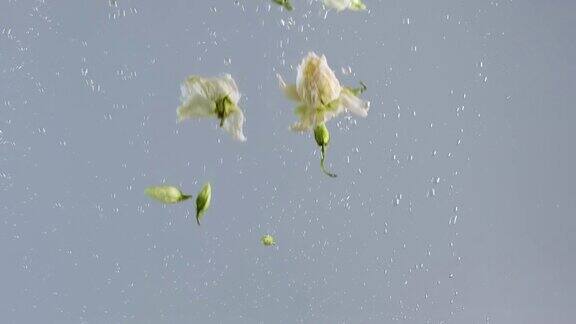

195,182,212,225
261,234,276,246
314,123,337,178
145,185,191,204
272,0,294,11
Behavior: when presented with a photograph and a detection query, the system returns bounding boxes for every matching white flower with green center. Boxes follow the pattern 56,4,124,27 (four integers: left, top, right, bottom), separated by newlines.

323,0,367,11
177,74,247,142
277,52,369,177
277,52,369,132
145,185,191,204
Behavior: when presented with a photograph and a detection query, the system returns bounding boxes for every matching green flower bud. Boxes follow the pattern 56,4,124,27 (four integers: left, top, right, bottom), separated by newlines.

261,234,276,246
314,123,337,178
145,185,191,204
196,182,212,225
272,0,293,11
215,95,235,127
314,123,330,147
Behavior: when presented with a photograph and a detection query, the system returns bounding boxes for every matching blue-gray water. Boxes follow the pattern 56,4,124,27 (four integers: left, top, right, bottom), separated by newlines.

1,1,575,323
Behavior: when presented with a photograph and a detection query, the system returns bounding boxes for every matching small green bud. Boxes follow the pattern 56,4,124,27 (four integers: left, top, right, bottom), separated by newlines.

261,234,276,246
314,123,337,178
272,0,293,11
215,95,235,127
145,185,191,204
314,123,330,147
196,182,212,225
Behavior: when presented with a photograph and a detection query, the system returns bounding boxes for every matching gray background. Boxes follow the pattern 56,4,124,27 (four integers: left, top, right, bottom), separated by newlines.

1,0,575,323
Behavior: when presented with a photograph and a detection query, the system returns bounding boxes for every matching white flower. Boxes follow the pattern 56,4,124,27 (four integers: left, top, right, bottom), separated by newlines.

323,0,366,12
277,52,369,131
177,74,246,142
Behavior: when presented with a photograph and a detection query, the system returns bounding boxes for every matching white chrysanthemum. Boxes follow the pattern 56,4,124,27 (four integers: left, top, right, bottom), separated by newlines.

177,74,246,142
296,52,342,108
323,0,366,12
277,52,369,131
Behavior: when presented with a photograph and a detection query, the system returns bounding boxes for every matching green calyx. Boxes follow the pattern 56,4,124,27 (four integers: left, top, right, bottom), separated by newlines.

346,81,367,96
314,124,337,178
196,182,212,225
215,95,236,127
314,123,330,147
272,0,293,11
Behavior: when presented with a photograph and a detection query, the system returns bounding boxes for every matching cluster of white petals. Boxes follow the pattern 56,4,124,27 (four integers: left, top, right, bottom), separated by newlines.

323,0,367,12
278,52,370,131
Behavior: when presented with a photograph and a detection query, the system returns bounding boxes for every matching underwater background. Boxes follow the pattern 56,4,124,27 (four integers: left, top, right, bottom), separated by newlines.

1,1,575,323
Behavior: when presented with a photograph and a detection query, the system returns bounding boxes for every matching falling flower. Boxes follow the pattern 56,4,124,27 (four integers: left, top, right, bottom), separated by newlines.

277,52,369,177
323,0,367,11
272,0,293,11
177,74,247,142
195,182,212,225
277,52,369,132
145,185,191,204
261,234,276,246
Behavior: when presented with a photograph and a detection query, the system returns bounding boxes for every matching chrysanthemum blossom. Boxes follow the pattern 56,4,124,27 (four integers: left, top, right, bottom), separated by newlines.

177,74,246,142
277,52,369,132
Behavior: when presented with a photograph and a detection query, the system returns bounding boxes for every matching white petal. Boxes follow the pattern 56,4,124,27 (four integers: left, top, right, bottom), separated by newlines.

277,74,300,101
214,74,241,104
177,95,215,122
177,77,216,121
290,122,311,132
296,52,316,103
222,109,247,142
291,105,317,131
180,74,240,104
318,54,342,101
296,52,341,108
320,104,346,124
180,76,205,103
323,0,352,11
339,90,370,117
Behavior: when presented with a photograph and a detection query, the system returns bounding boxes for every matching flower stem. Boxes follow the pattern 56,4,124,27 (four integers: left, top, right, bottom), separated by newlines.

320,145,337,178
